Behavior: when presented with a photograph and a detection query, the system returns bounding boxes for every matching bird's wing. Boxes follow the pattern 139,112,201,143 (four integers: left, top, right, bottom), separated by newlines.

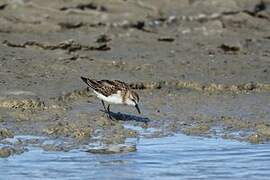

81,77,129,97
97,80,129,96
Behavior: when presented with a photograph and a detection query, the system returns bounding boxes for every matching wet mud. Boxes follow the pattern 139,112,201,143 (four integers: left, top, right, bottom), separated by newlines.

0,0,270,156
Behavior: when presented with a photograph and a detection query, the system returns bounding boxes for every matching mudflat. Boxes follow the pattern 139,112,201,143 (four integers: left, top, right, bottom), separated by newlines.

0,0,270,155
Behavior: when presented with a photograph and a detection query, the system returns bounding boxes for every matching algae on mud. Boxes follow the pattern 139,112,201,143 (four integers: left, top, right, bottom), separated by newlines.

0,128,14,140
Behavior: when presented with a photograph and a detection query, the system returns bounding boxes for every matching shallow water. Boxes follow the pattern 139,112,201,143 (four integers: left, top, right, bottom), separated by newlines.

1,134,270,180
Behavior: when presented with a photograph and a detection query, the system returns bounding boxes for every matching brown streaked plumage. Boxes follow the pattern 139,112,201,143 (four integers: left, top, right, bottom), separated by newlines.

81,76,141,119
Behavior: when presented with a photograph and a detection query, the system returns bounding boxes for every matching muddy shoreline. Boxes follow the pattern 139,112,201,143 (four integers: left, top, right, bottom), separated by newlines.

1,0,270,156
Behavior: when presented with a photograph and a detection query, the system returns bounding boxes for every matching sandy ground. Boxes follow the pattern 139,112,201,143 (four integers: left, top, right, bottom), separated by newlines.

0,0,270,155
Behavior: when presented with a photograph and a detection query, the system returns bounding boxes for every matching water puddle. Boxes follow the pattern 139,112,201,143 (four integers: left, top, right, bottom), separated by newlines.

1,133,270,179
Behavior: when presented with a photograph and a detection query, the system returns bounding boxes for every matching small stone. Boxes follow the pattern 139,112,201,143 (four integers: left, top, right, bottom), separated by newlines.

157,37,175,42
0,147,13,158
219,42,242,53
248,134,261,144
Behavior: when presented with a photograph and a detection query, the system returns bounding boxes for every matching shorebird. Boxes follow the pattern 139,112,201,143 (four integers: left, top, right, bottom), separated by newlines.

81,77,141,119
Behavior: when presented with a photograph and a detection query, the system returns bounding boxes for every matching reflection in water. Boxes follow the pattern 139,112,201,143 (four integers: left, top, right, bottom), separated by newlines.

1,134,270,180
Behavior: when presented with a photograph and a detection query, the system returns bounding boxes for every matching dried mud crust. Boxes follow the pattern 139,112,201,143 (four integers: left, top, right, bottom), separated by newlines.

2,39,110,52
130,81,270,93
0,0,270,154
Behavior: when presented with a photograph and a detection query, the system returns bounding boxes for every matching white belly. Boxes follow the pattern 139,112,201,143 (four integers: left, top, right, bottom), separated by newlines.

93,90,123,104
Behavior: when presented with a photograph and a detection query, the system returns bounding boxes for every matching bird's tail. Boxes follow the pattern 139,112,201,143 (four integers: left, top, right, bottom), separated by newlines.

81,76,99,90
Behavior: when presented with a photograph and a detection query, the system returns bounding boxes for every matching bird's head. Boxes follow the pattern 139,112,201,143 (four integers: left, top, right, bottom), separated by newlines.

126,90,141,114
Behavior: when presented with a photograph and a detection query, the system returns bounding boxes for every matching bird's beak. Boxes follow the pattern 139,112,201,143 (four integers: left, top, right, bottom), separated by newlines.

135,104,141,114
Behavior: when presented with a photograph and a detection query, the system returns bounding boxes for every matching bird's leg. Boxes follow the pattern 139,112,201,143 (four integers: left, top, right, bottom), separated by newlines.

101,100,107,112
107,104,112,119
101,100,112,119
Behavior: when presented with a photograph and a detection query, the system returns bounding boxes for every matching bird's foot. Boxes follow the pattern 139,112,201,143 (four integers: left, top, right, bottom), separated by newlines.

107,113,113,120
101,111,113,120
